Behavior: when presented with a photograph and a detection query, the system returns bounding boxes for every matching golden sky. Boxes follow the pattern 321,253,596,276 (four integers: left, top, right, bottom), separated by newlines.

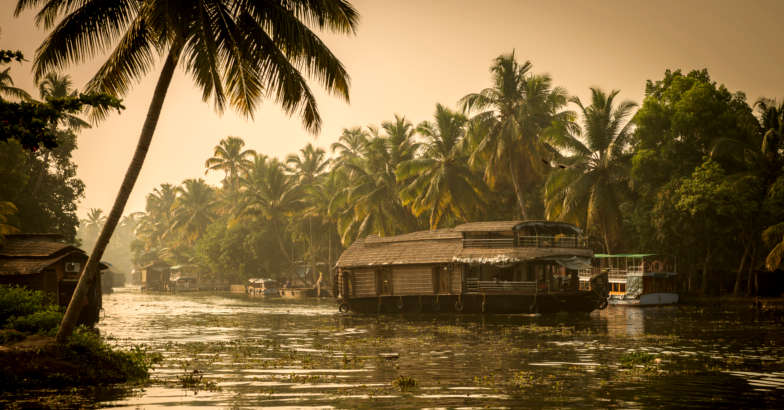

2,0,783,218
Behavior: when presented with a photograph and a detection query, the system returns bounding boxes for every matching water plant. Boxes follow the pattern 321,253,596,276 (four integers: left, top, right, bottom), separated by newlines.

619,351,656,369
393,375,417,391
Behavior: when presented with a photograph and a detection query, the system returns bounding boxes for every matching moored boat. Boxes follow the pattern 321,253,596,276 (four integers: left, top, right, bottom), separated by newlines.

334,220,609,314
247,278,280,297
579,254,679,306
279,287,317,298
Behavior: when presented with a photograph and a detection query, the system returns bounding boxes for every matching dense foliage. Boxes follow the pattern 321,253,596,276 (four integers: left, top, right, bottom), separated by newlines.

125,55,783,296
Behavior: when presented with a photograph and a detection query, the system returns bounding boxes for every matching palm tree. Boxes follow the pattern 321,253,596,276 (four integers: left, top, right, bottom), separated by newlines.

0,201,20,240
397,103,485,229
331,126,419,244
460,52,572,219
170,179,217,245
16,0,359,342
37,72,90,130
134,184,178,266
286,143,329,186
0,67,31,101
331,127,370,163
205,136,256,190
544,88,637,253
708,98,784,293
239,155,304,264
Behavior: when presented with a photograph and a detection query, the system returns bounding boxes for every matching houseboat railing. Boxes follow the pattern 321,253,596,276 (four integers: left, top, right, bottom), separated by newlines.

462,238,515,248
465,279,538,294
463,235,587,249
607,268,627,281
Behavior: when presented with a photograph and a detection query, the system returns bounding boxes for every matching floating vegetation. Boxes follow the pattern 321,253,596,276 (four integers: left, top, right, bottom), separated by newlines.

619,351,657,368
393,375,417,391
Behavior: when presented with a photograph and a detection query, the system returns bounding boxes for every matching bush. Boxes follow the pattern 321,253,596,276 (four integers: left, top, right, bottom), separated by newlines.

5,309,63,334
0,327,162,391
0,285,52,325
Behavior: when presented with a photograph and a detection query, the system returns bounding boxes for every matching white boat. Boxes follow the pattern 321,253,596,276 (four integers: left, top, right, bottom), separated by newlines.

579,254,679,306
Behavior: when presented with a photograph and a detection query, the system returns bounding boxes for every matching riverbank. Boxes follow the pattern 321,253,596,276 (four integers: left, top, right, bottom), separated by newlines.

0,285,160,394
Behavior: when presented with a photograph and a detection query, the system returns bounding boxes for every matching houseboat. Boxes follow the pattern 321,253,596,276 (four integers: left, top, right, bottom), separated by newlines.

169,265,199,291
247,278,280,297
579,254,678,306
334,221,609,314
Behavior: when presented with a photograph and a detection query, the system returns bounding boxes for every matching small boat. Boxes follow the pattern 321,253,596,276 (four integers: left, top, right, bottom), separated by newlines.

579,254,679,306
247,278,280,297
279,287,317,299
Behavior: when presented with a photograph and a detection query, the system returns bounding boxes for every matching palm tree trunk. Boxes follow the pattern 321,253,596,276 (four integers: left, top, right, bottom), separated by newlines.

56,46,181,343
746,244,757,296
509,162,528,220
733,242,750,296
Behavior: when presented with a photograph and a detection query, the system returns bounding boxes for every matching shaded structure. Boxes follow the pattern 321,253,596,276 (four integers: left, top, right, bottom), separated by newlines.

0,233,105,326
334,221,608,314
140,261,170,292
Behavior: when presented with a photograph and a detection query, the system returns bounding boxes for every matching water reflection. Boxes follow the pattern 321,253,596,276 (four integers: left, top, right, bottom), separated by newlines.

86,288,784,408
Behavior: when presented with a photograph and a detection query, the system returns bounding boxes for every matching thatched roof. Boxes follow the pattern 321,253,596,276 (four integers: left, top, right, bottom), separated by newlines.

336,231,463,268
0,234,74,258
453,221,523,232
336,221,590,268
0,234,105,276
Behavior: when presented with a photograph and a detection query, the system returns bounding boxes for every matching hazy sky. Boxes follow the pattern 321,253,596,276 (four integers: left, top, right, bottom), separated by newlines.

2,0,783,219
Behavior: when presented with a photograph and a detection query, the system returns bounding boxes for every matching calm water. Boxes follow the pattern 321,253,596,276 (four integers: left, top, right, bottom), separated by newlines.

29,288,784,408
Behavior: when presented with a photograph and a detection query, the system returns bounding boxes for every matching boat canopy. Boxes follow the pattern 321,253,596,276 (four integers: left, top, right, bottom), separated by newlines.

549,256,592,270
594,253,656,258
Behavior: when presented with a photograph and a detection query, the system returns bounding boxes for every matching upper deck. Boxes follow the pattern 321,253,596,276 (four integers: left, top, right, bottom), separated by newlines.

336,220,591,268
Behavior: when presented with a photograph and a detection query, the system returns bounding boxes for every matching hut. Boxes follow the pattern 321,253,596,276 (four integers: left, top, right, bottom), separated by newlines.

334,221,608,314
140,261,170,291
0,233,105,326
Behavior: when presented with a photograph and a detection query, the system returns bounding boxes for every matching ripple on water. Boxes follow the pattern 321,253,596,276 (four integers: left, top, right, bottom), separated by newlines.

81,287,784,409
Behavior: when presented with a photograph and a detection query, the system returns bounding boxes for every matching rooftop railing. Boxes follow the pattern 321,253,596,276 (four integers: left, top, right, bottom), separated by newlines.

462,235,588,249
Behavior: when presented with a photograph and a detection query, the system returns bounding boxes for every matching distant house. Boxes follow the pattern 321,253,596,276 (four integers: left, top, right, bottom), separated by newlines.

140,261,170,291
0,233,105,326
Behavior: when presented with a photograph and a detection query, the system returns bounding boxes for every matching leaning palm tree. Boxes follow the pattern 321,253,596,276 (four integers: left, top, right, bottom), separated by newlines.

15,0,359,342
397,103,486,229
544,88,637,253
205,136,256,190
460,52,572,219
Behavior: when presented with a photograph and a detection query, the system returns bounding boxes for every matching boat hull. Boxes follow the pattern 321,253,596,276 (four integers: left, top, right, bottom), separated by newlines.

338,292,602,314
610,292,679,306
280,288,317,299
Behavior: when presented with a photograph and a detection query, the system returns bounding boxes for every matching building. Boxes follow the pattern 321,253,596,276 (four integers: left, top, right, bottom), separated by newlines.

0,233,105,326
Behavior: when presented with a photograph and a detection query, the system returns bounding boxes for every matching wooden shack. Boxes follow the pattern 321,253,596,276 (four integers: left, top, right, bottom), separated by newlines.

140,261,170,291
334,221,607,314
0,233,105,326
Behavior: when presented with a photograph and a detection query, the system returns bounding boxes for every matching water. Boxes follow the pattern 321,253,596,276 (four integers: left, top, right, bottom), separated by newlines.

20,288,784,407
